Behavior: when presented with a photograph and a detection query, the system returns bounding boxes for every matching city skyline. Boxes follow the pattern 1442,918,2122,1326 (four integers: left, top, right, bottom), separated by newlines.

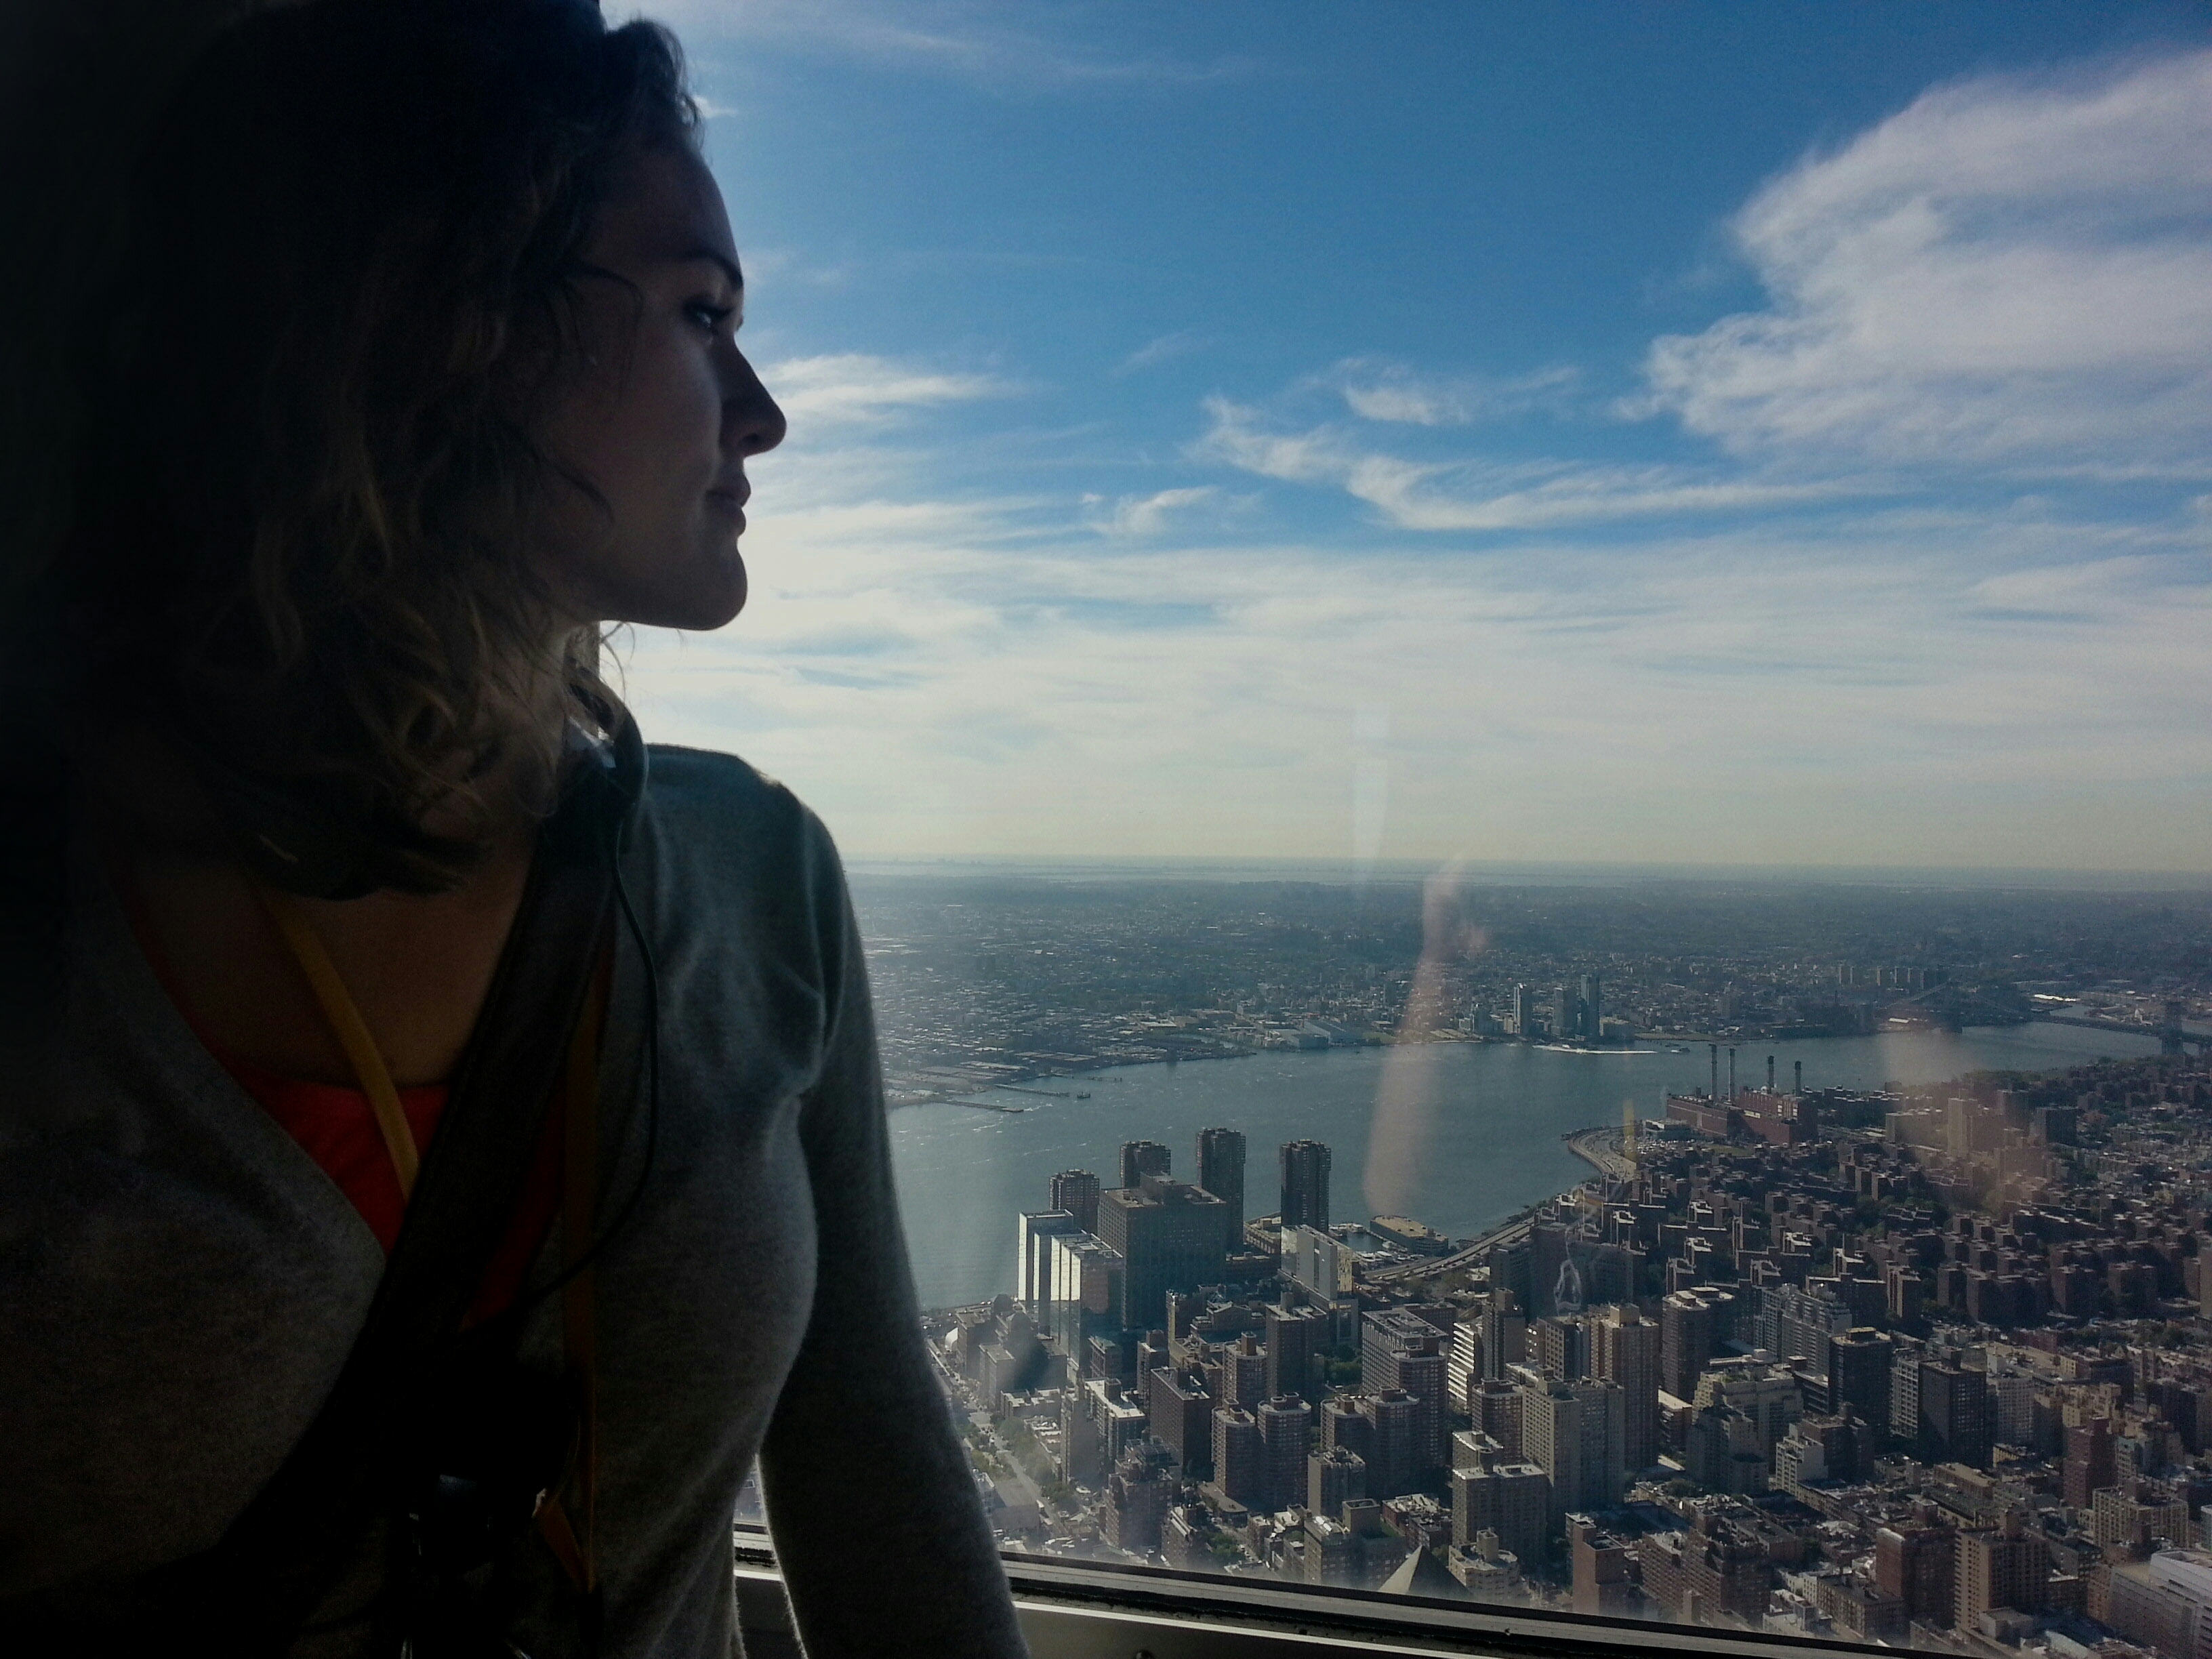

926,1043,2212,1650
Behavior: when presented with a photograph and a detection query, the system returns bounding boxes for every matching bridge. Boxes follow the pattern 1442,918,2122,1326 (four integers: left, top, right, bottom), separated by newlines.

2032,1011,2209,1054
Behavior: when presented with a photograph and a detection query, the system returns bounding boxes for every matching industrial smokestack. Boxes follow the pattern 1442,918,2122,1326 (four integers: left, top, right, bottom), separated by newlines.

1795,1060,1803,1095
1727,1048,1736,1100
1767,1055,1776,1094
1709,1044,1718,1100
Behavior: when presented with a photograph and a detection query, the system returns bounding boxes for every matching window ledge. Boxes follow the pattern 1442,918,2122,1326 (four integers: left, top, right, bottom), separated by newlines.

734,1547,1898,1659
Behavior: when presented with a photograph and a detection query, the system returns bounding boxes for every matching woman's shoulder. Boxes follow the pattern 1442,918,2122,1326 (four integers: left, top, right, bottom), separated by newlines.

638,742,846,899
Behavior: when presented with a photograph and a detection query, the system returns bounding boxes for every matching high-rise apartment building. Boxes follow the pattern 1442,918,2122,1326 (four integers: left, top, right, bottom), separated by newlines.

1223,1333,1268,1409
1454,1462,1550,1563
1120,1141,1172,1189
1147,1367,1215,1475
1361,1390,1424,1500
1956,1512,2047,1628
1875,1514,1958,1626
1580,974,1602,1040
1049,1169,1101,1234
1530,1314,1588,1381
1520,1377,1627,1528
1265,1303,1329,1404
1591,1304,1661,1472
1212,1407,1264,1509
1920,1358,1993,1470
1321,1395,1372,1458
1828,1328,1894,1444
1661,1286,1729,1399
1479,1289,1528,1382
1258,1395,1313,1513
1309,1445,1367,1517
1513,983,1535,1038
1363,1309,1448,1480
1194,1127,1247,1252
1044,1231,1123,1355
2064,1417,2116,1511
1279,1140,1332,1231
1015,1208,1080,1311
1553,985,1576,1040
1103,1439,1175,1554
1095,1176,1227,1332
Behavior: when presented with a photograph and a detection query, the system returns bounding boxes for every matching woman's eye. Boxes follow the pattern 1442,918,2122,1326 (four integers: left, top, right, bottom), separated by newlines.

687,300,737,334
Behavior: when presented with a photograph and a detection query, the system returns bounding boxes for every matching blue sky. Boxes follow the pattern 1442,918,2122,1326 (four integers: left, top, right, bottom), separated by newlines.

620,1,2212,872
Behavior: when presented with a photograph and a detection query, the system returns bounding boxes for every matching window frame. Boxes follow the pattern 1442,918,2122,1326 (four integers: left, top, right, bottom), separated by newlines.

734,1541,1910,1659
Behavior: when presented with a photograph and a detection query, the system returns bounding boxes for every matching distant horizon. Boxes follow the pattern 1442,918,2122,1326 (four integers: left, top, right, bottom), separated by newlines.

841,853,2212,893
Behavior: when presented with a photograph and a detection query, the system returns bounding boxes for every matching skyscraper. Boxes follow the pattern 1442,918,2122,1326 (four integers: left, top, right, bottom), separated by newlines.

1258,1395,1313,1512
1513,983,1534,1038
1049,1169,1101,1234
1521,1377,1627,1528
1580,974,1603,1040
1361,1391,1423,1500
1309,1445,1367,1517
1015,1208,1080,1310
1095,1176,1227,1331
1364,1309,1448,1479
1120,1141,1171,1189
1919,1358,1993,1469
1195,1127,1247,1253
1266,1303,1329,1404
1660,1287,1729,1400
1212,1407,1264,1509
1591,1304,1661,1472
1280,1139,1332,1231
1828,1328,1894,1445
1553,985,1576,1040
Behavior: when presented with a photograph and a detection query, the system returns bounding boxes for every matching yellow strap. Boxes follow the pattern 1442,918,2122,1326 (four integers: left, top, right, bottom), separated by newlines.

253,885,420,1197
256,878,608,1595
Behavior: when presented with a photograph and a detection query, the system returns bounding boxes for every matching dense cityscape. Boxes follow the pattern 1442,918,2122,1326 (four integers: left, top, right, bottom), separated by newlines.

863,872,2212,1654
850,873,2210,1106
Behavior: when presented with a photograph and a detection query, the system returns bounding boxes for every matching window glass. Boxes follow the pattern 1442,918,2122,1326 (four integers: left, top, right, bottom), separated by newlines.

647,3,2212,1645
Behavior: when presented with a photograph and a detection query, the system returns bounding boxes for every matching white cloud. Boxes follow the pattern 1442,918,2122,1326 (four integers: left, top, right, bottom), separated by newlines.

1193,398,1845,531
760,352,1020,429
623,460,2212,869
1639,49,2212,470
1090,487,1219,537
1332,360,1580,426
1114,331,1206,376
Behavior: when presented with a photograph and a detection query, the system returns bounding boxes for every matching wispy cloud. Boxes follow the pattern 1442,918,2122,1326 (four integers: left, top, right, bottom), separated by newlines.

1329,359,1581,426
1193,397,1845,531
1085,486,1221,537
760,352,1022,430
1114,331,1207,376
1637,49,2212,472
625,440,2212,868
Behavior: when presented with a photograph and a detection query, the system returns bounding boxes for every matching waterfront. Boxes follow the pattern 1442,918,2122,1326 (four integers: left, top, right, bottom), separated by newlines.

888,1021,2161,1309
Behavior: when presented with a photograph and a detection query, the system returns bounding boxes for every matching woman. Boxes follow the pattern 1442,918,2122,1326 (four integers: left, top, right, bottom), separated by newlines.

0,1,1028,1654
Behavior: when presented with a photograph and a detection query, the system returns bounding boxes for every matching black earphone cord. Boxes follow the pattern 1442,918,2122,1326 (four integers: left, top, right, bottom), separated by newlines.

495,857,661,1326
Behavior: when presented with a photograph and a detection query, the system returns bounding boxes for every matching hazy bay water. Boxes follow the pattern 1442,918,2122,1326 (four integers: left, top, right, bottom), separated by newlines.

888,1023,2158,1310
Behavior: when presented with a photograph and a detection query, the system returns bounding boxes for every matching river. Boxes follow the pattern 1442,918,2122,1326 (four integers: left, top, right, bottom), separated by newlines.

888,1021,2159,1310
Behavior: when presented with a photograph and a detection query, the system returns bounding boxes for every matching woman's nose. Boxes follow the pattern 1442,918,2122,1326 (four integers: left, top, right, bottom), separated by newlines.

724,351,786,458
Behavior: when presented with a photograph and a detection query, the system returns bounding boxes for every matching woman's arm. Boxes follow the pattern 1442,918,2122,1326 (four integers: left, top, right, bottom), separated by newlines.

756,834,1029,1658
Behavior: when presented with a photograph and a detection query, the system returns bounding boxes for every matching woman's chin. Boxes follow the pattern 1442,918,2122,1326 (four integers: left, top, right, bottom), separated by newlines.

613,556,747,632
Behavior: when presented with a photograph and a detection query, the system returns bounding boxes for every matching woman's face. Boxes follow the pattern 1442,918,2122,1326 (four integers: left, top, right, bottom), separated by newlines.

535,142,785,633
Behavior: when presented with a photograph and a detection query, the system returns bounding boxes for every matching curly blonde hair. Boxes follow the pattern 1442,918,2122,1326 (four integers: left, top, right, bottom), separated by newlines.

3,0,695,890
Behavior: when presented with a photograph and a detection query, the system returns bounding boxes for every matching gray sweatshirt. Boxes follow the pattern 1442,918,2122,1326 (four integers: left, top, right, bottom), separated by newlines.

0,745,1029,1657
